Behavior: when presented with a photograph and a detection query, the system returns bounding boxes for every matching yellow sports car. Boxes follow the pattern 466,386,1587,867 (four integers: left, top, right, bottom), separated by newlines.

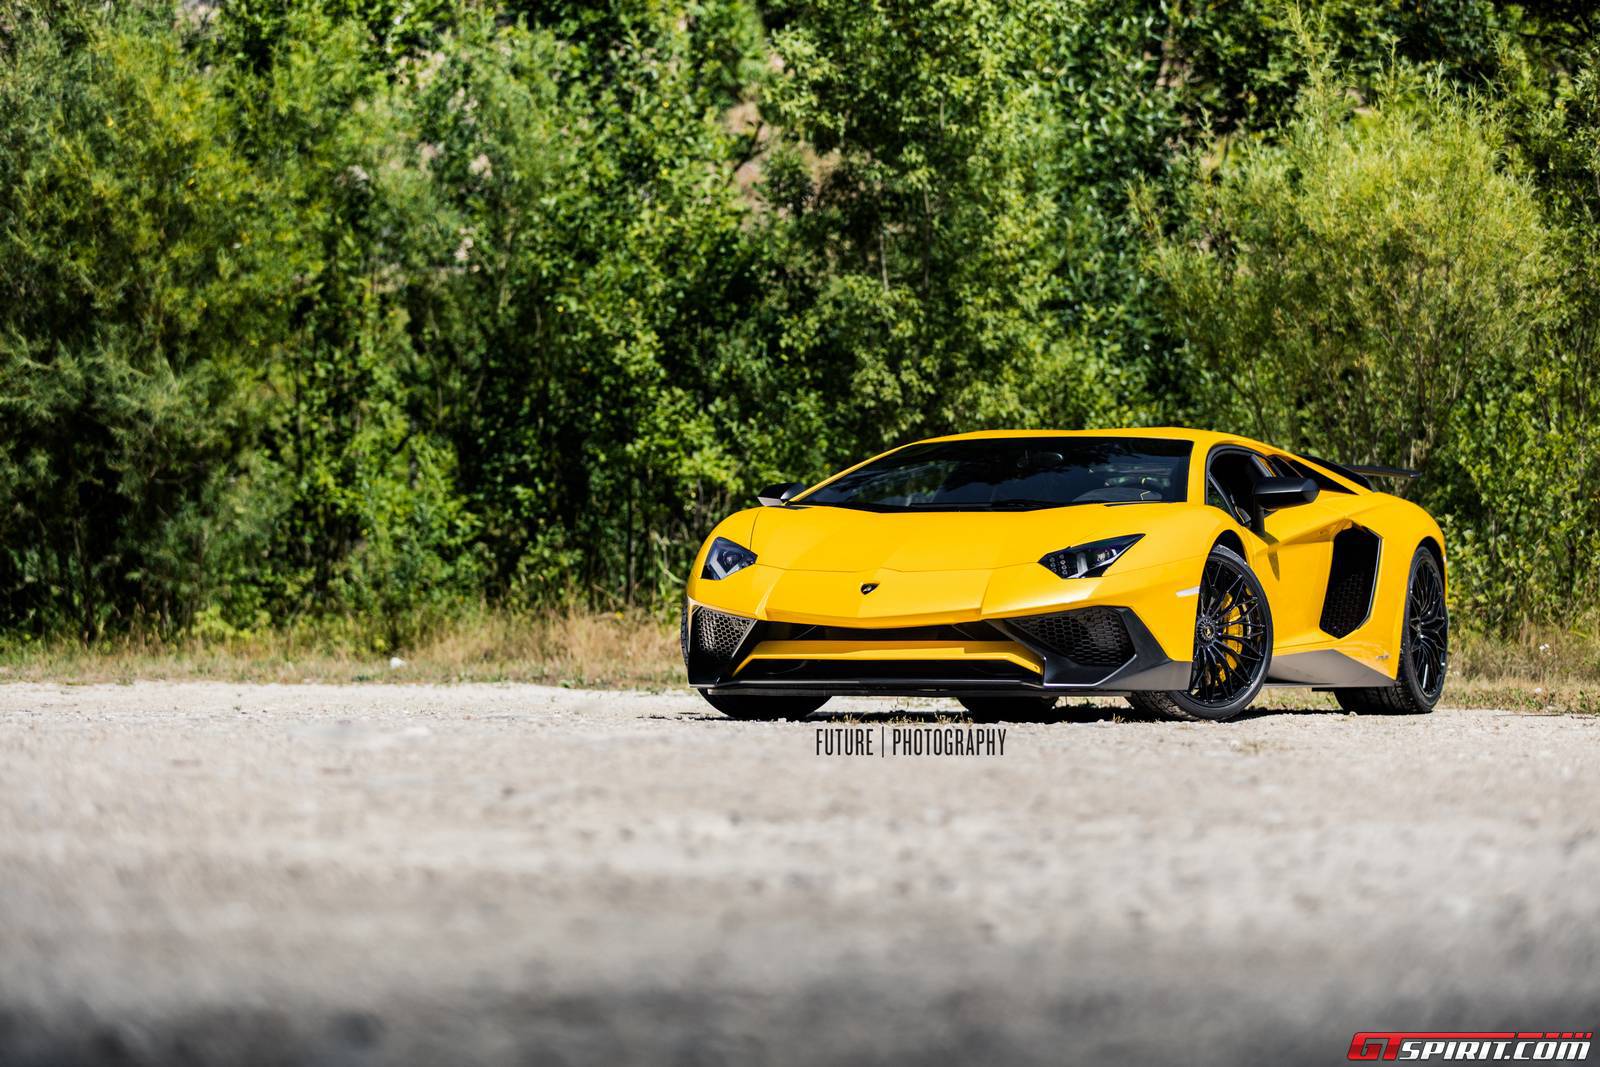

683,428,1448,722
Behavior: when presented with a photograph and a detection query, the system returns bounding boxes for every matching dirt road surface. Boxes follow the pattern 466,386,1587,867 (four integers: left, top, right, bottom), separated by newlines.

2,682,1598,1066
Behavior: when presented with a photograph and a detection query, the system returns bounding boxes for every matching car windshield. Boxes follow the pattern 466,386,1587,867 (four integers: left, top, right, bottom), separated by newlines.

797,437,1192,511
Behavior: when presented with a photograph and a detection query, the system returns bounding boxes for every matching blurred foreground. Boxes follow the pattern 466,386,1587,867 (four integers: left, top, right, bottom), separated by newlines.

1,683,1596,1066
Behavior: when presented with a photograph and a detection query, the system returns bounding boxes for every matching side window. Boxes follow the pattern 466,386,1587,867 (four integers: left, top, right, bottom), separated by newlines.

1205,477,1231,513
1269,454,1353,494
1206,450,1270,526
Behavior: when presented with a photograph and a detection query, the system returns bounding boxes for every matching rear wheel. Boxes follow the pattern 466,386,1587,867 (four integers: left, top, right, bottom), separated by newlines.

699,692,828,720
957,696,1058,723
1335,548,1447,715
1127,545,1272,722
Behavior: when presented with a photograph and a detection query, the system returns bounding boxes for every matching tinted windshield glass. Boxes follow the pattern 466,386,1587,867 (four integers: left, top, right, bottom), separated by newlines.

799,437,1192,511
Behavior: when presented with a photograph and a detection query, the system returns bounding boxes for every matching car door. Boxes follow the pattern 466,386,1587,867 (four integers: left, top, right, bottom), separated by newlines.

1203,446,1350,650
1255,453,1366,648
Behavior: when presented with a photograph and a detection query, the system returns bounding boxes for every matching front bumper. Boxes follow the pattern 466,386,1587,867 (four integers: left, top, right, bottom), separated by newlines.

683,554,1201,698
683,603,1189,698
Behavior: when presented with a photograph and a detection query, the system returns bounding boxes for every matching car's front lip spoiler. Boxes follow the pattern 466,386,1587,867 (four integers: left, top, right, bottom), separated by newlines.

703,669,1190,699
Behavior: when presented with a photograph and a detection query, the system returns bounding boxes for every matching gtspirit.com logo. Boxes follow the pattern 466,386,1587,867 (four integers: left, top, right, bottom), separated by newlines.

1349,1032,1593,1061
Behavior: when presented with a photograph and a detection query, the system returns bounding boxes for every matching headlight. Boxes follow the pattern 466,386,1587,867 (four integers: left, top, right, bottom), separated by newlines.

702,536,757,580
1039,535,1142,579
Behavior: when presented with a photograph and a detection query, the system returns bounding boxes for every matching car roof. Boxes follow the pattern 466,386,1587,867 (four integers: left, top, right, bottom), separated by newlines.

916,427,1277,451
909,427,1371,493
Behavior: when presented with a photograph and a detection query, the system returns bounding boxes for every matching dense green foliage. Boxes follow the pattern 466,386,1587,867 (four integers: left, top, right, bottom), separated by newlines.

1,0,1596,641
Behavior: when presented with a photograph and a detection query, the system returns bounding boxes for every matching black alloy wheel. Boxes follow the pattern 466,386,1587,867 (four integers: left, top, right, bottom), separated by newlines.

1405,551,1449,700
1336,548,1447,715
1188,549,1271,707
1127,545,1273,722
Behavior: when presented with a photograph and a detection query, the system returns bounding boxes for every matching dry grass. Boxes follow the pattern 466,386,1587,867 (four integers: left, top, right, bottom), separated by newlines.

1443,624,1600,715
0,610,682,688
1,612,1597,714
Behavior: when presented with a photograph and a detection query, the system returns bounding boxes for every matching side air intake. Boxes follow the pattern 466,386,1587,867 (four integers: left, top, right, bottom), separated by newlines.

1320,526,1381,637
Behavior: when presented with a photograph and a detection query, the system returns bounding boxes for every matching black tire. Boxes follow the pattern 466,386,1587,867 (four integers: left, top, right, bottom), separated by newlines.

957,696,1059,723
699,692,828,720
1126,544,1273,723
1335,548,1447,715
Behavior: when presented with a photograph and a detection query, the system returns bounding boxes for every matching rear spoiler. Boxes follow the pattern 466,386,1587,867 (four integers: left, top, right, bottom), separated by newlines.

1301,455,1421,491
1347,464,1421,480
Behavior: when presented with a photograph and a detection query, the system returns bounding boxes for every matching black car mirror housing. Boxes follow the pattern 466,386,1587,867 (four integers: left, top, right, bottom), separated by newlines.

756,481,805,507
1254,476,1320,511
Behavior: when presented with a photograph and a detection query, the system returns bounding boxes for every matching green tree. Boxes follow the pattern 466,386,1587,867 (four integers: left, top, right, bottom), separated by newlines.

4,0,1599,639
0,5,265,636
760,0,1180,456
1145,62,1564,621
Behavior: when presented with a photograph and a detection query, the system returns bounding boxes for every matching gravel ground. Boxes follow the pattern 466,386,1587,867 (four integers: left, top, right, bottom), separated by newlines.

1,682,1597,1066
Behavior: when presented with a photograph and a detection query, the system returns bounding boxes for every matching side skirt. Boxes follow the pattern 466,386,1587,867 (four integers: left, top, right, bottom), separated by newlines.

1265,649,1396,688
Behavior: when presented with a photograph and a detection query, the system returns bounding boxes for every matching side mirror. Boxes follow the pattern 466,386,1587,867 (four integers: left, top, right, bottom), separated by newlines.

756,481,805,507
1254,476,1319,511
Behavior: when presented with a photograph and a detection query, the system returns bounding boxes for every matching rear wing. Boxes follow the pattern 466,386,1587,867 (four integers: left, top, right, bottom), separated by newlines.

1301,455,1421,491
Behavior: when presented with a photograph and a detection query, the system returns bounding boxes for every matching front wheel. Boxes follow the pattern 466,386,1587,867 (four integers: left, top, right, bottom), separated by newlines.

1335,547,1447,715
699,692,828,720
1127,544,1273,722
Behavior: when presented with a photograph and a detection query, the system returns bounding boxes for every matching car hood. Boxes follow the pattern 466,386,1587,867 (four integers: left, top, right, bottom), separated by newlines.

747,502,1179,572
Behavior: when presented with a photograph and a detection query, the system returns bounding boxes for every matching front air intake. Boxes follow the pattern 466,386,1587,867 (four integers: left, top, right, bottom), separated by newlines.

1007,607,1134,667
687,606,756,676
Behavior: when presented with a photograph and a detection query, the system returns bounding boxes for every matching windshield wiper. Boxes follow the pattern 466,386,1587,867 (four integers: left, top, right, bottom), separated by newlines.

981,499,1081,510
799,501,906,512
803,499,1096,512
885,499,1082,511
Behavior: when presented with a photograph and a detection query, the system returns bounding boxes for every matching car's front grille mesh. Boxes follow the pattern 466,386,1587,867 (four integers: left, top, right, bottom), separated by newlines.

1008,607,1134,667
690,607,755,668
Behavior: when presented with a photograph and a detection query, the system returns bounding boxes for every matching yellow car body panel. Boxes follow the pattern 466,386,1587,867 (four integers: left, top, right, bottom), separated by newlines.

684,427,1446,700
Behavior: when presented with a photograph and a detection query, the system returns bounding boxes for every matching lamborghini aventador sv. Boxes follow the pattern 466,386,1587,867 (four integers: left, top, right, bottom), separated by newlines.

682,429,1448,722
